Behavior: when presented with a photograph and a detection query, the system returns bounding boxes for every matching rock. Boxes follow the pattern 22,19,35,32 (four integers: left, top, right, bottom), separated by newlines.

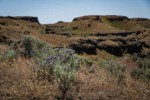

73,15,102,22
0,16,39,23
72,26,78,30
95,31,142,37
70,39,97,55
102,15,129,22
69,31,148,56
15,16,39,23
57,21,64,23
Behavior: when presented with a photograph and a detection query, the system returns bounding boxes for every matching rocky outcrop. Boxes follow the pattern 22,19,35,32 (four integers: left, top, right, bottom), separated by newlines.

73,15,102,22
0,16,39,23
102,15,129,22
94,31,143,37
69,34,148,56
70,39,97,55
130,18,150,21
72,15,129,22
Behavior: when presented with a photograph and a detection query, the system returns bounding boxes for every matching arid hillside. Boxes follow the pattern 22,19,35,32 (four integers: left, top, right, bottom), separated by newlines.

1,15,149,56
0,15,150,99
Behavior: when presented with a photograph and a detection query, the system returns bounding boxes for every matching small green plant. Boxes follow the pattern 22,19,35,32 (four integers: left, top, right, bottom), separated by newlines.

35,40,46,49
2,49,17,61
84,58,93,66
100,58,126,84
131,57,150,80
6,50,16,60
22,36,33,58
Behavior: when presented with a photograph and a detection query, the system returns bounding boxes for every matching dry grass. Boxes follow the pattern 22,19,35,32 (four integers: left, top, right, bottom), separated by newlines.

0,45,8,54
0,58,58,99
0,15,150,99
0,54,149,99
66,62,150,100
31,32,73,47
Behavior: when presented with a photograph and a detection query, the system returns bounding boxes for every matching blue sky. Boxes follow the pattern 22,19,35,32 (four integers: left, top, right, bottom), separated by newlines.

0,0,149,24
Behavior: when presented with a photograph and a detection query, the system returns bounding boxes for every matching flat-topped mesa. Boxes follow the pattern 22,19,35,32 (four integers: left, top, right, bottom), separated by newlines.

73,15,102,22
73,15,129,22
0,16,39,23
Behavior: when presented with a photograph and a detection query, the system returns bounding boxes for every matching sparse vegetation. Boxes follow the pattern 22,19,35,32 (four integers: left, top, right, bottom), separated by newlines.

131,56,150,81
35,40,46,49
100,58,126,84
0,15,150,99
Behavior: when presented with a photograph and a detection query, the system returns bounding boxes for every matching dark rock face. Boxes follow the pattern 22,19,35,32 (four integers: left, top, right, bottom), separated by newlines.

70,39,144,56
16,17,39,23
0,16,39,23
70,39,97,55
73,15,102,22
69,31,148,56
130,18,150,21
95,31,143,37
72,15,129,22
103,15,129,22
98,45,123,56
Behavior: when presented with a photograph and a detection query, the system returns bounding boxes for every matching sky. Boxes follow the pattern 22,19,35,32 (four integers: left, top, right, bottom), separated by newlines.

0,0,150,24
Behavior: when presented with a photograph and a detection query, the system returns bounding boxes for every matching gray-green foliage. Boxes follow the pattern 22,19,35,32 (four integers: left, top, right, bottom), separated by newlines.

54,54,79,93
36,40,46,49
100,58,126,84
33,46,56,78
33,47,80,94
131,57,150,80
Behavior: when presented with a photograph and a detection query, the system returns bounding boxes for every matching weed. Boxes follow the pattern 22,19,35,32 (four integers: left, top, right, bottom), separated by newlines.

84,58,93,66
1,49,17,61
100,58,126,84
131,57,150,80
35,40,46,49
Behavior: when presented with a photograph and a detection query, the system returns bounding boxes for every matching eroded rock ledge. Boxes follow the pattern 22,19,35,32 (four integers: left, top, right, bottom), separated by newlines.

69,32,149,56
0,16,39,23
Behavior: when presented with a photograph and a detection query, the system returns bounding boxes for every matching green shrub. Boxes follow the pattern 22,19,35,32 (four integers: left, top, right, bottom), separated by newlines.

54,55,79,98
100,58,126,84
22,36,33,58
33,47,80,98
